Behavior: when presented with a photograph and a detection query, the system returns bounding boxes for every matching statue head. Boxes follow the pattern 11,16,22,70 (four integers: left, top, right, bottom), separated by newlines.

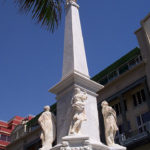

44,105,50,111
101,101,108,107
74,88,81,94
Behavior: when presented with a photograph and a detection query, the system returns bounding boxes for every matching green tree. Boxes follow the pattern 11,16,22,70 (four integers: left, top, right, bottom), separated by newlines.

15,0,65,32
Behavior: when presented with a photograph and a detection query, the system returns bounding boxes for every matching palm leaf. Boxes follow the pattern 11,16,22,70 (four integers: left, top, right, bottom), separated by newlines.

15,0,64,32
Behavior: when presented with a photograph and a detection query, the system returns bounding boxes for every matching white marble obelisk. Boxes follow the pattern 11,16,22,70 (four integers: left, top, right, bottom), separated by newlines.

49,0,126,150
50,0,103,144
62,0,89,80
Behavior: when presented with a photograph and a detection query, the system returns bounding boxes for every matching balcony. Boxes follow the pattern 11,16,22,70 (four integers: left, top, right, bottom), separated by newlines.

116,122,150,149
0,140,9,146
0,127,11,134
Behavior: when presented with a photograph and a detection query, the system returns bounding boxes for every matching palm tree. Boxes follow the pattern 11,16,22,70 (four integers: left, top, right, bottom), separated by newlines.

15,0,65,32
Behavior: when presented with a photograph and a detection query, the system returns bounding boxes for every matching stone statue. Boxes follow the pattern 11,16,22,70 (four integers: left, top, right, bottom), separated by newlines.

38,106,56,150
101,101,119,147
69,88,87,135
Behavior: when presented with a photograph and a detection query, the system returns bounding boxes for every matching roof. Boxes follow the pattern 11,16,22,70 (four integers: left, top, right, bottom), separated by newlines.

26,103,56,127
92,47,141,82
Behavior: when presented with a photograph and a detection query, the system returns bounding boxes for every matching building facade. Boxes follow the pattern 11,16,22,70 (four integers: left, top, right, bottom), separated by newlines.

6,13,150,150
6,104,56,150
92,13,150,150
0,116,25,150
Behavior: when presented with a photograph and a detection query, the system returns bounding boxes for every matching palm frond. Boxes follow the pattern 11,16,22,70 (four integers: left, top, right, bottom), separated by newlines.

15,0,64,32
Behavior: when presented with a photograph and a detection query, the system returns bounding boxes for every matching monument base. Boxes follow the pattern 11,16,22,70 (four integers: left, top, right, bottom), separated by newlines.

51,135,126,150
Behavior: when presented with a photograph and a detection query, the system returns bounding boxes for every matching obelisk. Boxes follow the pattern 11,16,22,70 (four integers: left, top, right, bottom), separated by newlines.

49,1,127,150
49,0,103,144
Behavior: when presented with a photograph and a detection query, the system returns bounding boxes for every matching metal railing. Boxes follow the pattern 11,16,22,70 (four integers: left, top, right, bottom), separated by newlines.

116,121,150,146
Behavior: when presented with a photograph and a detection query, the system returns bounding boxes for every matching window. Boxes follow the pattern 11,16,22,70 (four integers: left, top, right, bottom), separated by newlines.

117,121,131,135
123,100,127,111
99,76,108,85
137,55,142,62
139,55,142,61
137,92,142,104
129,59,136,69
133,94,137,106
0,134,10,142
112,103,121,116
119,64,129,75
118,124,123,134
0,134,6,141
7,136,11,142
132,89,146,107
108,71,118,82
137,115,146,133
142,112,150,123
129,55,142,69
141,89,146,102
136,112,150,133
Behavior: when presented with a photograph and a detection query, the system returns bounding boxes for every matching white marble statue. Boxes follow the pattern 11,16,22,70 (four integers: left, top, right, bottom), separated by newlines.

38,106,56,150
101,101,119,147
69,88,87,135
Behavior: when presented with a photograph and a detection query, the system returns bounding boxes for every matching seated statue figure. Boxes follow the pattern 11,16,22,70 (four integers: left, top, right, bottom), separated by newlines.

101,101,120,147
38,106,56,150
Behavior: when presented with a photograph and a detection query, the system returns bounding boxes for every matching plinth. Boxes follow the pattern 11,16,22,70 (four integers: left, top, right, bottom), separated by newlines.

51,135,126,150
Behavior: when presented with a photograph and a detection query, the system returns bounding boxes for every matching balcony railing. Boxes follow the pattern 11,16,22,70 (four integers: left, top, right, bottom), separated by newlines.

0,140,10,145
116,121,150,147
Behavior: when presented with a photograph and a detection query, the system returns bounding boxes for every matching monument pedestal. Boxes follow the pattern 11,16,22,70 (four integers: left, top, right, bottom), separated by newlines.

51,135,126,150
50,73,103,143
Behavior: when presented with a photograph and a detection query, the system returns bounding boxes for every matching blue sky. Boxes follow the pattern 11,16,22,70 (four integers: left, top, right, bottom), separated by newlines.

0,0,150,121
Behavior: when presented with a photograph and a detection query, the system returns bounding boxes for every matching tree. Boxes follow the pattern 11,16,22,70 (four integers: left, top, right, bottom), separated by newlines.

15,0,65,32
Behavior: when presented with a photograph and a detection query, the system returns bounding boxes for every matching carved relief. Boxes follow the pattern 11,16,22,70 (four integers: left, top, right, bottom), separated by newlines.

69,88,87,135
61,141,91,150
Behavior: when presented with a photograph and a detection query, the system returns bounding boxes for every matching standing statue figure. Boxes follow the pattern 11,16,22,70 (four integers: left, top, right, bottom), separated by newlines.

38,106,56,150
101,101,119,147
69,88,87,135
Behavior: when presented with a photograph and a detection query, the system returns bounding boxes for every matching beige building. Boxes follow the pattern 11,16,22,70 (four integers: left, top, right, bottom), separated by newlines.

92,13,150,150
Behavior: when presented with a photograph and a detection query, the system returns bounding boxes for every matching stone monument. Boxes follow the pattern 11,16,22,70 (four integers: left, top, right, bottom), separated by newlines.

49,0,127,150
